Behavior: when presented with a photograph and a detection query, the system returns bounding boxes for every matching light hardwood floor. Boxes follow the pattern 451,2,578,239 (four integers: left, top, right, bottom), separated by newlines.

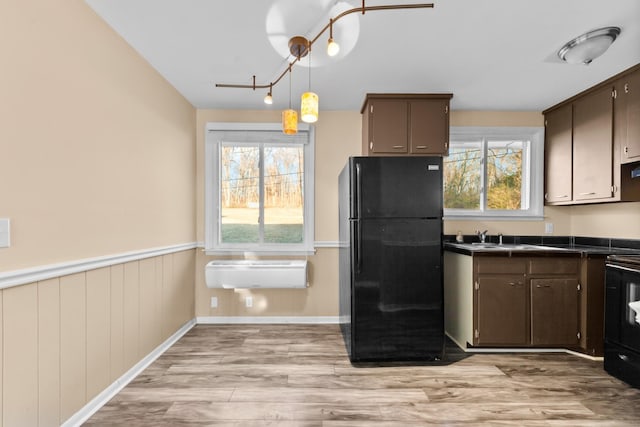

84,324,640,426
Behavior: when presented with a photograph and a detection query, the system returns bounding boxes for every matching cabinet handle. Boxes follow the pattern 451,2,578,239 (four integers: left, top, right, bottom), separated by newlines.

579,192,596,196
392,145,405,149
415,145,427,149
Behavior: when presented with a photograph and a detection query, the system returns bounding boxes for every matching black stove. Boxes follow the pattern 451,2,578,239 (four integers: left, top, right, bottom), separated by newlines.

605,255,640,388
607,254,640,268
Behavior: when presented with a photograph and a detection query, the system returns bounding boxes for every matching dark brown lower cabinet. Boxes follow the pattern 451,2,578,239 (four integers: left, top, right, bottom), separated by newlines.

476,275,529,346
473,255,580,348
530,278,579,347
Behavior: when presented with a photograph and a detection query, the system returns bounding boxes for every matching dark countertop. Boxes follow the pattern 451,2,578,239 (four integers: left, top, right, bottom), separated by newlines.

444,242,581,257
444,242,640,257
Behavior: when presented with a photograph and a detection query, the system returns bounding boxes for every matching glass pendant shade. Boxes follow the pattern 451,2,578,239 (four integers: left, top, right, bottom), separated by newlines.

282,109,298,135
327,38,340,56
300,92,319,123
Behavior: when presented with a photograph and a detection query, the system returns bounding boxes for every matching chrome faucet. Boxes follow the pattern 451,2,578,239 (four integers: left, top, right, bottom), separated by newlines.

476,229,488,243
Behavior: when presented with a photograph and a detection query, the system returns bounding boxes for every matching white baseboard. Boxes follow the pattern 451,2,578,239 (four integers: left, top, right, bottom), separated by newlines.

445,332,604,361
61,318,196,427
197,316,340,324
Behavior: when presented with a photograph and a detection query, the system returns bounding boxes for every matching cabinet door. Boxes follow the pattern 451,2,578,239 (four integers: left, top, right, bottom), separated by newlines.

572,86,614,201
617,71,640,163
475,275,528,346
544,105,573,204
367,99,408,154
531,278,579,346
409,99,449,155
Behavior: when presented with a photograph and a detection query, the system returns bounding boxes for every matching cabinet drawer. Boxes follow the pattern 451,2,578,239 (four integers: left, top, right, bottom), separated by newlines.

529,258,579,275
476,258,526,274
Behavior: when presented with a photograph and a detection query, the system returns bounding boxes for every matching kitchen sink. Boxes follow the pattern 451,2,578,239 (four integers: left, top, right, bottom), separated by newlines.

463,243,565,251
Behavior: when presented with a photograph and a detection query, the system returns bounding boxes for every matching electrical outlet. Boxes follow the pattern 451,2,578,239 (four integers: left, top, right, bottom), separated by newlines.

245,296,253,308
0,218,10,248
544,222,554,234
210,297,218,308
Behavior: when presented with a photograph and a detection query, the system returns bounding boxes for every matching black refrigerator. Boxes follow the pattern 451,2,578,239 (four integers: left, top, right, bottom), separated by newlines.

339,156,444,362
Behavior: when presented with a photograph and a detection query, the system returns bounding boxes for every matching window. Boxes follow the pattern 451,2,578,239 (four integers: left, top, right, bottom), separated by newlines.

205,123,314,254
444,127,544,219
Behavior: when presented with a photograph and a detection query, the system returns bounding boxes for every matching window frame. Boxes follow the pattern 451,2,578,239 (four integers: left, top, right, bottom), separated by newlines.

204,122,315,255
444,126,544,220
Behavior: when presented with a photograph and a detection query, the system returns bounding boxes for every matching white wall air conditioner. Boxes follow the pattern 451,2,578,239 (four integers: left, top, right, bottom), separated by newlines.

205,260,308,289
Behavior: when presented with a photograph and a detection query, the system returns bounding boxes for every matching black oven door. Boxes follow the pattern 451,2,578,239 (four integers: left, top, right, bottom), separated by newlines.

606,266,640,352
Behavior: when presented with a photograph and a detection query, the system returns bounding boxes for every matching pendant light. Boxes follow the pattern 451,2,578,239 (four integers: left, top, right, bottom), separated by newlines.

300,45,319,123
282,66,298,135
327,18,340,57
264,83,273,104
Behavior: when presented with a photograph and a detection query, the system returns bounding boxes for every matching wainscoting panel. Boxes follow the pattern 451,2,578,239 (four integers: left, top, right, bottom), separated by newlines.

3,284,38,427
60,272,87,422
109,264,125,382
38,278,61,427
123,262,140,370
86,268,111,401
0,248,196,426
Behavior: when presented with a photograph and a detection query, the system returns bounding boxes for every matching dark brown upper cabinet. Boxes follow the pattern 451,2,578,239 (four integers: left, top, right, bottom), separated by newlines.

544,104,573,204
572,85,615,202
615,69,640,164
543,63,640,206
361,94,452,156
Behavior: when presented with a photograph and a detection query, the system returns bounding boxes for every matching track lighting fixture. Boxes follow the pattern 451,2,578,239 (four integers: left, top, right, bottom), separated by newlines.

216,2,434,129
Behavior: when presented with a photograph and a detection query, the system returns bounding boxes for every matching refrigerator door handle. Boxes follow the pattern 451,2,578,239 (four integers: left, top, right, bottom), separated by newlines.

355,163,362,219
354,222,362,274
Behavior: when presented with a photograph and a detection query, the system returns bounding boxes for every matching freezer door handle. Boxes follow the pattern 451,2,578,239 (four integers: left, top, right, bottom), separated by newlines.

355,162,362,219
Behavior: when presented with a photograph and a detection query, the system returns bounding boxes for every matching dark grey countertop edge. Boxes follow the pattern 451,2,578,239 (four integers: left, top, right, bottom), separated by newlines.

443,242,640,257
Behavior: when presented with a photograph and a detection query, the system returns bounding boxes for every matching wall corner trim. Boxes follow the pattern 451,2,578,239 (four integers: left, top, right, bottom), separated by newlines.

0,242,197,289
61,318,197,427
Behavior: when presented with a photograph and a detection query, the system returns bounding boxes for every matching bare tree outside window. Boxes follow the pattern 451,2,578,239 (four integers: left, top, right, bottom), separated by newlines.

220,144,304,244
444,139,526,212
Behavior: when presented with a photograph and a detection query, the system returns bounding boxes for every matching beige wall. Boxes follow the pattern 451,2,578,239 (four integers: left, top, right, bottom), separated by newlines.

0,0,197,272
570,202,640,239
1,250,195,426
446,110,573,237
0,2,198,425
195,109,361,317
448,111,640,240
194,108,640,318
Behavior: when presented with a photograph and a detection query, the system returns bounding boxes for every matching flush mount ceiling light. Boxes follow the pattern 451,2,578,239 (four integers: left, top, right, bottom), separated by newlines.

216,1,434,131
557,26,621,65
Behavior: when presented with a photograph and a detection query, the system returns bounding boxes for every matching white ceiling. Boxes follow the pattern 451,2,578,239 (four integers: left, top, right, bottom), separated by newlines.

85,0,640,112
